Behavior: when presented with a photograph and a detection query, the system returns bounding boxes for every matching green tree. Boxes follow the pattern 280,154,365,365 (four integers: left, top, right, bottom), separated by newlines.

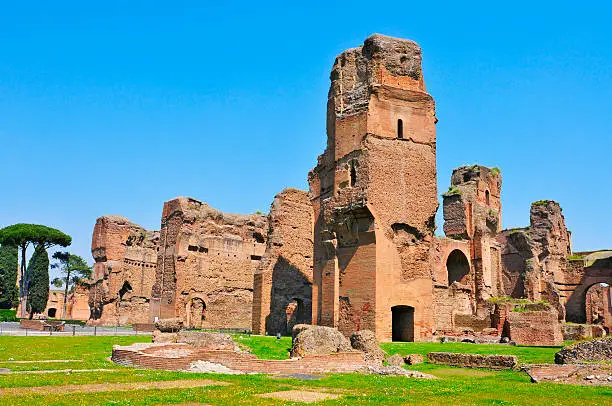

0,244,19,309
0,224,71,317
51,252,92,319
26,245,49,318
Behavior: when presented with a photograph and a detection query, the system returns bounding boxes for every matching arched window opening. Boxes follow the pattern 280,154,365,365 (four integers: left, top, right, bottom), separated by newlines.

350,161,357,187
397,119,404,139
447,249,470,286
485,190,491,206
47,308,57,318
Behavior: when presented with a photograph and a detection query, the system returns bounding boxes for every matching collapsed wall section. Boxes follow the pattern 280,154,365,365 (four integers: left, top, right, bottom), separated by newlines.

150,197,267,330
89,215,159,325
252,188,314,335
497,201,571,319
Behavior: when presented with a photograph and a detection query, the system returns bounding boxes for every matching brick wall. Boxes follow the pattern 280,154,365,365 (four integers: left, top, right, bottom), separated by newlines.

427,352,517,370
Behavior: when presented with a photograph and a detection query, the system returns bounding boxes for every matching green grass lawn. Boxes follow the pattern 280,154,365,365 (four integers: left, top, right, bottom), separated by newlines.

0,335,609,405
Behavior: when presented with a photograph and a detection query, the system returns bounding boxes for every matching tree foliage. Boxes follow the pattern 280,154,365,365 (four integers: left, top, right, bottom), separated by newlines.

0,223,71,317
0,244,18,309
51,252,92,318
26,245,50,318
0,224,72,248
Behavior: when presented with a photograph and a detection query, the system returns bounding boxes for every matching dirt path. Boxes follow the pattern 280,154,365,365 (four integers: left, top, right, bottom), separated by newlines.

0,379,229,397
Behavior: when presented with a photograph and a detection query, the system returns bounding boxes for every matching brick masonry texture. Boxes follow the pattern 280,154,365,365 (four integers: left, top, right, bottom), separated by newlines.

252,188,313,335
427,352,517,370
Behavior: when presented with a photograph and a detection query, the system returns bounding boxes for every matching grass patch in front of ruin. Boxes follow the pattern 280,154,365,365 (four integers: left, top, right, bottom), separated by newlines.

0,336,611,405
232,334,292,360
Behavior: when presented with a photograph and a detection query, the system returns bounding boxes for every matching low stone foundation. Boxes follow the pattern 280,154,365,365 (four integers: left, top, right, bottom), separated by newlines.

427,352,518,370
527,364,612,386
555,337,612,364
112,342,369,374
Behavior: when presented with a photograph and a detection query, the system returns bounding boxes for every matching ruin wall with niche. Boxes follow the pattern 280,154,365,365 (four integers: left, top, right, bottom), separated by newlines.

252,188,314,335
149,197,267,330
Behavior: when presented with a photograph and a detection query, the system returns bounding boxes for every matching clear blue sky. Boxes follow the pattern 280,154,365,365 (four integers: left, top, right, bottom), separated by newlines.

1,1,611,278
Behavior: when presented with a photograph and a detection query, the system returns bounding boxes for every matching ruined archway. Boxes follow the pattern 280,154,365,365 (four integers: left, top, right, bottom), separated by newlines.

585,283,611,327
564,259,612,324
447,249,470,286
186,297,206,329
392,305,414,342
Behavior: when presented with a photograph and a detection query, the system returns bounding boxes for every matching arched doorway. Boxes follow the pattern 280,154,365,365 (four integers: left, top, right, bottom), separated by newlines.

392,305,414,342
447,249,470,285
47,308,57,318
285,298,307,334
186,297,206,329
585,283,611,327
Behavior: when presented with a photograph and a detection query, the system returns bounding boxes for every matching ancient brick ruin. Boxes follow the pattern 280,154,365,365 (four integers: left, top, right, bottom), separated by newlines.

89,215,159,325
84,34,610,345
252,189,313,335
149,197,267,330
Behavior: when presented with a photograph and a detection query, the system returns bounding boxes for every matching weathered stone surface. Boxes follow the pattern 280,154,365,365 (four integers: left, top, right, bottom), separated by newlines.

152,331,178,343
360,365,436,378
89,215,159,326
155,318,183,332
555,337,612,364
405,354,424,365
290,325,353,358
252,189,313,336
149,197,267,330
428,352,517,370
385,353,405,367
350,330,386,363
497,202,570,320
563,323,593,341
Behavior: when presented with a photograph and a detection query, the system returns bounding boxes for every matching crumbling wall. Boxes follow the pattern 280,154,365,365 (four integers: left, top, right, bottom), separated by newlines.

563,252,612,324
497,201,571,320
430,238,474,333
89,215,159,325
66,284,91,320
150,197,267,330
504,306,563,346
309,34,438,341
252,188,313,335
441,165,503,312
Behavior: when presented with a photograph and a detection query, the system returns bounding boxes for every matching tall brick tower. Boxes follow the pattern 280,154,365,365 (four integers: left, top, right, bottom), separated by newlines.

308,34,438,341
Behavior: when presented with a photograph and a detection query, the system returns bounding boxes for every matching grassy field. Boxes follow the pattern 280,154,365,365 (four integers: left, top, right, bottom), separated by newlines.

0,335,609,405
